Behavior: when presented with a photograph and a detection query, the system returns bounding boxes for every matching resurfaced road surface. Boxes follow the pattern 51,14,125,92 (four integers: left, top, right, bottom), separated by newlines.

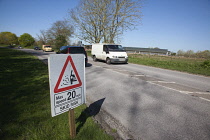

86,59,210,140
19,49,210,140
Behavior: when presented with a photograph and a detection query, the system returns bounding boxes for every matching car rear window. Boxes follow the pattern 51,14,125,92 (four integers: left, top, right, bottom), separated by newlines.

44,46,51,48
69,47,85,54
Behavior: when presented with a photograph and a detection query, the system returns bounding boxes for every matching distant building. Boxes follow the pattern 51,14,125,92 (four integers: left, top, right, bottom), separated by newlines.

84,45,171,55
124,47,170,56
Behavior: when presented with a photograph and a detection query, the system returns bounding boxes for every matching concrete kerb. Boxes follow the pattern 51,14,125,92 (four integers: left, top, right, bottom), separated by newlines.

86,97,135,140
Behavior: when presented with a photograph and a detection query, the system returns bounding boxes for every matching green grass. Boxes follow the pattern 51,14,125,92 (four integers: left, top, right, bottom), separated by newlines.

86,50,91,56
0,48,113,140
129,54,210,76
87,50,210,76
0,44,16,47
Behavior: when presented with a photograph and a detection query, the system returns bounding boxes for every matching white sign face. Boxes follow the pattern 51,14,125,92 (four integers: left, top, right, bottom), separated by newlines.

48,54,85,117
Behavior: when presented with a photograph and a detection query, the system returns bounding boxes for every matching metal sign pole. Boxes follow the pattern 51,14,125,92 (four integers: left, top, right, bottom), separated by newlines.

69,109,76,139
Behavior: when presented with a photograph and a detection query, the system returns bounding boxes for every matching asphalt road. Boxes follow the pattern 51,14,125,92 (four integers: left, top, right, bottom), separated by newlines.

18,49,210,140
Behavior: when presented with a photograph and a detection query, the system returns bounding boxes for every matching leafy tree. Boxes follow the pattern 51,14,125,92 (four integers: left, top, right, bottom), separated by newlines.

47,20,74,45
18,33,35,47
171,52,176,56
55,35,67,49
36,20,74,46
0,32,18,45
196,50,210,59
177,49,210,59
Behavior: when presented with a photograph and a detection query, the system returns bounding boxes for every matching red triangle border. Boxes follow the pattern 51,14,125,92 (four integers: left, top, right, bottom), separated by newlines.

54,55,82,93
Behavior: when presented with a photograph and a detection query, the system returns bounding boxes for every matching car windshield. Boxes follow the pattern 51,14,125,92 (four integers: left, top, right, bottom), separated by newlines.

105,45,125,52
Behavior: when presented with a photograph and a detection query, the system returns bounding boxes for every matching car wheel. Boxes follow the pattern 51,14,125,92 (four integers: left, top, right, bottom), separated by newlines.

106,58,111,64
93,56,97,62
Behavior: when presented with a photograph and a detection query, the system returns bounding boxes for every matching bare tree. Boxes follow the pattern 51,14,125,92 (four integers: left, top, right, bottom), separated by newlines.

177,50,185,56
185,50,195,57
69,0,142,44
70,0,104,43
37,30,48,45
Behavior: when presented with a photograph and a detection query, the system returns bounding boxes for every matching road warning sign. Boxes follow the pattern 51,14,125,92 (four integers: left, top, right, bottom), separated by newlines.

48,54,85,117
54,55,82,93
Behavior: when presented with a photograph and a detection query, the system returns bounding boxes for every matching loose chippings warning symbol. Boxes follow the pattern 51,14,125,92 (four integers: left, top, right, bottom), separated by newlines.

54,55,82,93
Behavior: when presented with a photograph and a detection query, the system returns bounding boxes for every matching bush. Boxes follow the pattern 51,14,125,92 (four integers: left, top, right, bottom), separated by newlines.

201,60,210,69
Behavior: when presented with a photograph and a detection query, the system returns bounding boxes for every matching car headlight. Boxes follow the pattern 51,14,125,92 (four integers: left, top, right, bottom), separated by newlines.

112,56,118,58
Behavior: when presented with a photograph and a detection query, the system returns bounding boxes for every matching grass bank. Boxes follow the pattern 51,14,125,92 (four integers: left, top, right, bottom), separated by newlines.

86,50,210,76
0,48,113,140
129,54,210,76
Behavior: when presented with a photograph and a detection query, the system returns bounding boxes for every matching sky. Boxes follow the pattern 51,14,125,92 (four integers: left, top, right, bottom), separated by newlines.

0,0,209,53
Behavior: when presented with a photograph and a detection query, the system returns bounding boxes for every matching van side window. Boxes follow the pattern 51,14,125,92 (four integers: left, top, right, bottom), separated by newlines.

103,45,108,52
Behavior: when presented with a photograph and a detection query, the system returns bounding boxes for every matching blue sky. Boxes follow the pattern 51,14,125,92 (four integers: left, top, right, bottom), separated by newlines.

0,0,209,52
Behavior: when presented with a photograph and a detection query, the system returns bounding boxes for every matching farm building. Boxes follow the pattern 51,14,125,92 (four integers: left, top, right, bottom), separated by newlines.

84,45,170,56
123,47,170,55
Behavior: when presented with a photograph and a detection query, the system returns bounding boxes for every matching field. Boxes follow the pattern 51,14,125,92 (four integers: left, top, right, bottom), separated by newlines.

0,48,113,140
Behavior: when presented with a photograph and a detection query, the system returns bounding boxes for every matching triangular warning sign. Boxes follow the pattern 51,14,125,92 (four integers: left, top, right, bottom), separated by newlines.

54,55,82,93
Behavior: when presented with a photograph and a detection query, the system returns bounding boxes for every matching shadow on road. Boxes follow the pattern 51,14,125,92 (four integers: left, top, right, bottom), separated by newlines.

86,63,92,67
76,98,105,133
94,59,128,65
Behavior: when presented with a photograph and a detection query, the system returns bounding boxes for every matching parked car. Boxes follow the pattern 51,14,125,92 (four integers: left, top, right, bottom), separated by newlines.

34,46,41,50
57,46,88,66
17,45,22,49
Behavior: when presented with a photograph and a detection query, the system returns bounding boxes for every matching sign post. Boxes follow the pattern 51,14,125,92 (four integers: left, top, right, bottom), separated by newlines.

69,109,76,138
48,54,85,138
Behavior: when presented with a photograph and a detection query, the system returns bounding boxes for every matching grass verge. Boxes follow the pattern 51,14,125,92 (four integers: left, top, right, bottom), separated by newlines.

0,48,113,140
86,50,210,76
128,54,210,76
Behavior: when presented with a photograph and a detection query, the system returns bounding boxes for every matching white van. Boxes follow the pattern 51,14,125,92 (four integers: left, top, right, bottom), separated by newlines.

91,43,128,64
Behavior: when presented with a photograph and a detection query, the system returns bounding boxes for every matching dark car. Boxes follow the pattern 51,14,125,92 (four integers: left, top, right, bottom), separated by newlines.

34,46,40,50
57,46,88,66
